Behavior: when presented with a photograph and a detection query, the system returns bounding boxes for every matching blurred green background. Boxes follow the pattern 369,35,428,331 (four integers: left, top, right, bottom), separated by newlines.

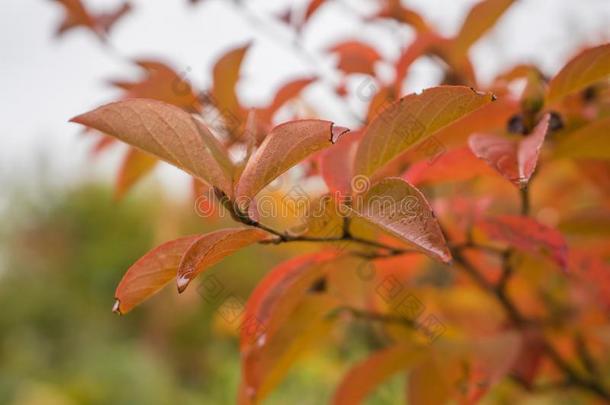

0,178,408,405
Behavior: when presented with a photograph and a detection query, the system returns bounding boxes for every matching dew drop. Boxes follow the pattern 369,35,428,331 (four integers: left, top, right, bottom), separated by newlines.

112,299,122,315
177,275,190,293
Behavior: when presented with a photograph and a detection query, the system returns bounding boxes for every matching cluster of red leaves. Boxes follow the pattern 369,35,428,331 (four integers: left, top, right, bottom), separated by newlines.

57,0,610,403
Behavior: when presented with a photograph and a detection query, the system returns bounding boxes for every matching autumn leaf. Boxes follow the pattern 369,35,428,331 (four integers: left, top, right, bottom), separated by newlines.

319,131,363,198
468,113,550,188
235,120,350,208
241,295,337,404
302,0,326,26
109,60,202,113
328,41,382,76
431,332,522,402
477,215,568,269
451,0,515,60
113,235,201,315
403,146,495,185
212,44,250,135
333,344,425,405
53,0,131,40
355,86,495,178
353,178,451,263
257,77,316,125
546,43,610,105
70,99,235,195
115,147,158,200
554,117,610,160
374,0,431,32
394,33,443,93
240,251,338,349
176,228,270,293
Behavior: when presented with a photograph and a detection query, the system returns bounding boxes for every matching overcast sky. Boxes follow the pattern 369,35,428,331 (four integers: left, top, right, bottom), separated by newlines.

1,0,609,199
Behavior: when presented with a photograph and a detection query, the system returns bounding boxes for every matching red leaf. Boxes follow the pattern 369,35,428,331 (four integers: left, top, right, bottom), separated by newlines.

176,228,270,293
468,113,550,188
477,215,568,270
113,235,200,314
403,146,495,186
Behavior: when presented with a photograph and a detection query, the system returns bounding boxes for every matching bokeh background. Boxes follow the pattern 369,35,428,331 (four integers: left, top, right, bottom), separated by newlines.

1,1,609,404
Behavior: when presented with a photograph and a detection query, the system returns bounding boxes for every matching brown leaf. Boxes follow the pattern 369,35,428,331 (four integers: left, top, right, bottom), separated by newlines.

353,178,451,263
70,99,235,195
54,0,131,40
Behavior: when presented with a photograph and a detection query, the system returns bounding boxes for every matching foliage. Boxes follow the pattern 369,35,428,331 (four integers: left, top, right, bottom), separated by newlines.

47,0,610,403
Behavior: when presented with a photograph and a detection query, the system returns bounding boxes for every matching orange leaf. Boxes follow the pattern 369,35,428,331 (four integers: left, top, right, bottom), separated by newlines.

554,117,610,160
333,344,425,405
374,0,431,33
240,251,337,349
261,77,316,122
478,215,568,269
546,43,610,105
303,0,326,26
115,147,158,199
235,120,350,207
451,0,515,59
212,44,249,132
109,60,201,113
70,99,235,195
355,86,495,178
176,228,270,293
328,41,382,76
113,235,200,314
241,294,337,404
54,0,131,40
353,178,451,263
468,113,550,188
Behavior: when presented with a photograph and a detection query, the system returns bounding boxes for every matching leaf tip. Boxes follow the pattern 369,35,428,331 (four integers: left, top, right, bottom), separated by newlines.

330,124,350,144
112,299,123,315
177,275,191,293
